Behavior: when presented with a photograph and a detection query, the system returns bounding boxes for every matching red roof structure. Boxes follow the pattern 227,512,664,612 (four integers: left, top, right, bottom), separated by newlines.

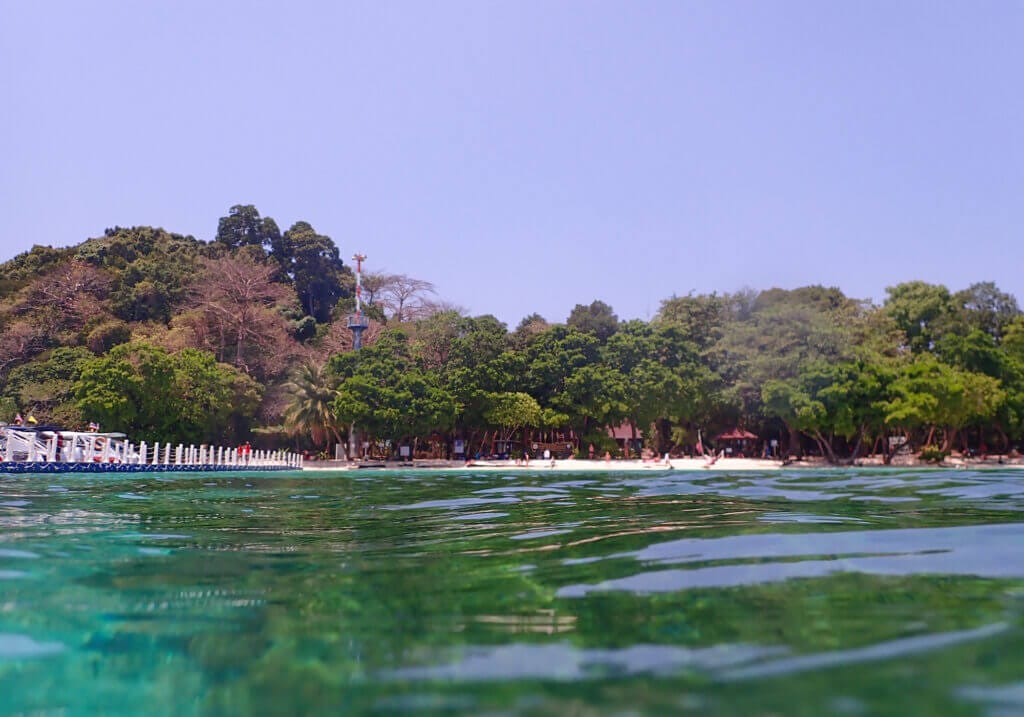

716,429,758,441
608,422,640,440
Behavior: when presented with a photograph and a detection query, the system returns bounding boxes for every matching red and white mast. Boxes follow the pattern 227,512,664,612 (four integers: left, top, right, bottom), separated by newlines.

347,253,369,350
345,253,370,462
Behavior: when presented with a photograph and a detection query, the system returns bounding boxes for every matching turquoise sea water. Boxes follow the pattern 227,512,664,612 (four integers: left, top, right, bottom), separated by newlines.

1,466,1023,716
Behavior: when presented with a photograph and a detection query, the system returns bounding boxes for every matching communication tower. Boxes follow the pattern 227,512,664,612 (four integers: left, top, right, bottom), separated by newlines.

347,253,369,350
345,254,370,461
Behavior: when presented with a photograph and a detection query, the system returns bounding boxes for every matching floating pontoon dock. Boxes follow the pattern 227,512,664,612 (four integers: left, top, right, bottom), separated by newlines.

0,426,302,473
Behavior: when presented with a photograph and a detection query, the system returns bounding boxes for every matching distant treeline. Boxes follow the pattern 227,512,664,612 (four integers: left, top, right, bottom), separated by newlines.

2,205,1022,462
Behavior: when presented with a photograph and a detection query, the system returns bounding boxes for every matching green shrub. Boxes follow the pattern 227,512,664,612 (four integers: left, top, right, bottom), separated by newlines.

919,445,948,464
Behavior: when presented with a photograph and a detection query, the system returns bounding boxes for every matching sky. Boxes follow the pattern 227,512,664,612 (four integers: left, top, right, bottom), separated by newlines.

2,1,1022,328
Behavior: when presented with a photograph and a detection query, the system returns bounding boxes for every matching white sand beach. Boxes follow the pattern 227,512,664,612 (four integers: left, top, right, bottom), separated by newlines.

302,457,787,472
301,455,1024,472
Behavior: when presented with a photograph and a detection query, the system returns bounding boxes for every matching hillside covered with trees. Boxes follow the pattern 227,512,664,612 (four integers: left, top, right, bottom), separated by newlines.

3,206,1024,463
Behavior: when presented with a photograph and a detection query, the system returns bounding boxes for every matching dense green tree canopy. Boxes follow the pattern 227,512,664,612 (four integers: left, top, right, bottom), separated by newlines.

2,347,94,427
952,281,1021,342
884,281,956,354
331,331,456,444
273,221,351,323
566,300,619,343
485,392,542,443
6,211,1024,462
78,226,204,323
75,342,259,445
214,205,281,254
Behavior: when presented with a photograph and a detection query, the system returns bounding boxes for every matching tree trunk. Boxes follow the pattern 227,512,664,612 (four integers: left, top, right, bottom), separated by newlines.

813,430,838,464
941,427,956,453
883,430,906,465
787,424,802,458
995,424,1009,452
848,428,865,462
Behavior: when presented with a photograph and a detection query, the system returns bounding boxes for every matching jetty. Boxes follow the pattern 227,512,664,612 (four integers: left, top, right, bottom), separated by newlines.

0,426,302,473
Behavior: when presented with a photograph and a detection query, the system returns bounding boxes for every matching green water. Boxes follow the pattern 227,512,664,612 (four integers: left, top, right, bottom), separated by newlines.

1,467,1023,716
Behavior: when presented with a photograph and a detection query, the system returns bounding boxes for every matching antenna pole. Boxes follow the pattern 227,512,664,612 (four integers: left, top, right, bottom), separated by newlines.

346,254,370,461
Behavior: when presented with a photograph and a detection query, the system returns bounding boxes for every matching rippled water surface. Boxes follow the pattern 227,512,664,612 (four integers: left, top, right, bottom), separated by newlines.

2,467,1024,716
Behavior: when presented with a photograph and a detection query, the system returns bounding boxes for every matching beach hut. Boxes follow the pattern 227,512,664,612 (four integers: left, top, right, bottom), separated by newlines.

608,422,643,457
716,428,758,457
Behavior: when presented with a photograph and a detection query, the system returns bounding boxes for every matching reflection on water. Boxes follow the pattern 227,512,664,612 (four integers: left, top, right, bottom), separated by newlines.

0,467,1022,716
381,641,789,681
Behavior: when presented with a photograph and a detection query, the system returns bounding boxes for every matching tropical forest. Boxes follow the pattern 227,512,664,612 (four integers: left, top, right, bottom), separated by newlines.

2,205,1024,464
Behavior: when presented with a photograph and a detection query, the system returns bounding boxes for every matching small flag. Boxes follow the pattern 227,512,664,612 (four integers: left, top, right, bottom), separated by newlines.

26,415,37,425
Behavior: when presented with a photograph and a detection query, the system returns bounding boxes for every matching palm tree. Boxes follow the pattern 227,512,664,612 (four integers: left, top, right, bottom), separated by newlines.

282,361,342,452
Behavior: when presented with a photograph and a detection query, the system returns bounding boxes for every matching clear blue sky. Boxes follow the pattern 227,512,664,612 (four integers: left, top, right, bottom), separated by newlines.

2,1,1022,327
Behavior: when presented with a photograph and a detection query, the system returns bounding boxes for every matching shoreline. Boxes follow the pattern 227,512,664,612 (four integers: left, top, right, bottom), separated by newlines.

301,455,1024,472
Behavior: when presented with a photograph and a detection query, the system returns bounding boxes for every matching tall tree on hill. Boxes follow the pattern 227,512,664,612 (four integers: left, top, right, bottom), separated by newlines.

0,245,74,301
185,254,297,383
272,222,351,323
0,321,46,383
16,260,114,346
378,274,437,323
75,226,204,323
359,271,392,308
567,300,619,343
214,205,281,254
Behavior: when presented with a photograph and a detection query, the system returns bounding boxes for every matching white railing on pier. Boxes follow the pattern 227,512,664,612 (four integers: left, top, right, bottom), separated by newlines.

1,427,304,470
